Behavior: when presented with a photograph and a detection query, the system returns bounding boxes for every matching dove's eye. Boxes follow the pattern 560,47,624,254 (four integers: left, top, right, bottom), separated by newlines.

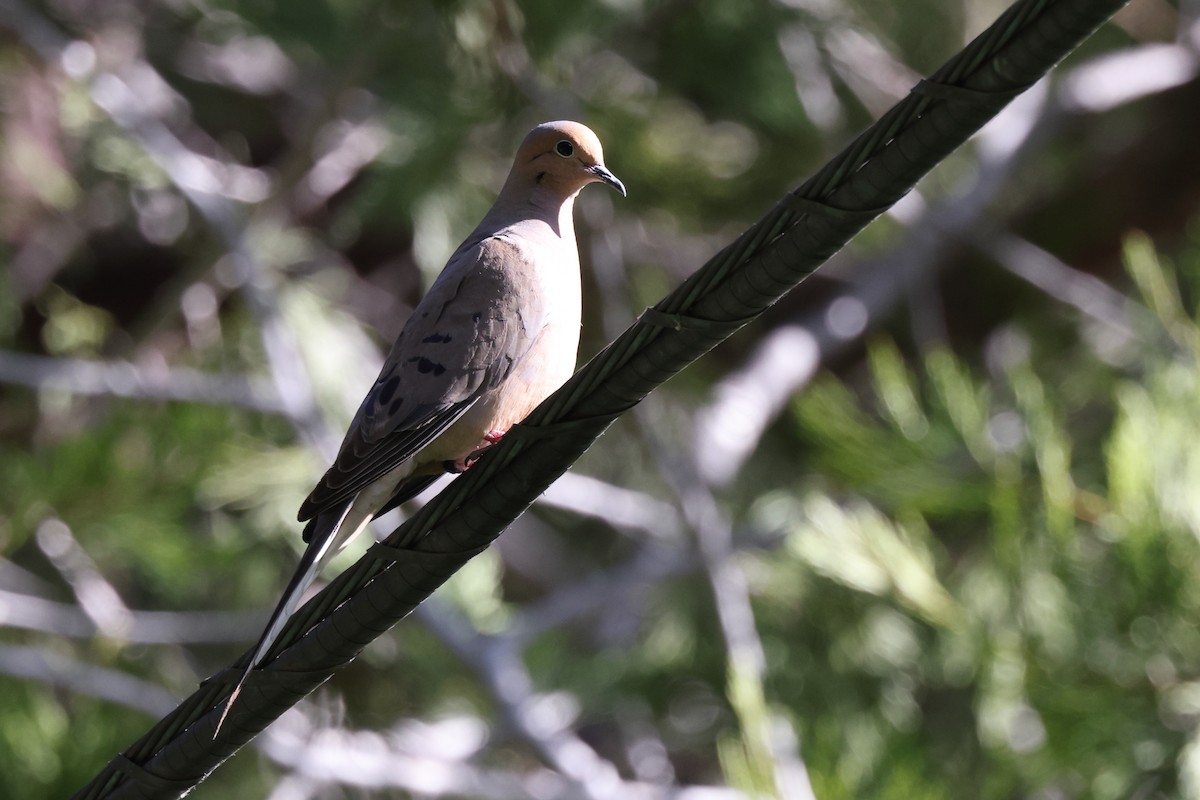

554,140,574,158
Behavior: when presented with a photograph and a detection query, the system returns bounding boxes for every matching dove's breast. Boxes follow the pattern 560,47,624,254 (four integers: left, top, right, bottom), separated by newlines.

422,229,582,464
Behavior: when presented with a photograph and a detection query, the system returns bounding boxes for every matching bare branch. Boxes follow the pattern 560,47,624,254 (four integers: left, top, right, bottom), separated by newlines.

415,600,623,800
646,418,812,800
981,231,1150,336
0,643,178,716
35,517,134,638
0,589,262,644
541,472,683,541
260,709,749,800
0,350,288,412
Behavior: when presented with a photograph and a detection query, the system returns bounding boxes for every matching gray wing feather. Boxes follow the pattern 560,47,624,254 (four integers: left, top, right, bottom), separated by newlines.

298,237,543,520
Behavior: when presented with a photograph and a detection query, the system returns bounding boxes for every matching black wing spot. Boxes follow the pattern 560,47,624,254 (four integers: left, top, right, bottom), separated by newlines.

389,397,406,415
407,356,447,376
472,312,482,322
422,332,453,344
377,375,400,405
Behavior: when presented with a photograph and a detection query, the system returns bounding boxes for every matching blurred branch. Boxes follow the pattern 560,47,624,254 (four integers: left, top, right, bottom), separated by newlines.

9,210,85,303
0,589,261,644
0,350,287,412
0,555,60,596
824,26,920,116
260,708,748,800
694,28,1197,485
35,517,134,639
980,230,1151,336
416,600,623,800
292,117,391,216
774,0,919,131
0,643,178,716
511,541,694,645
508,501,779,647
0,0,332,449
3,623,664,800
691,100,1043,482
490,3,582,117
0,0,71,63
777,24,844,132
647,420,811,799
541,472,683,541
1059,35,1200,114
86,64,329,446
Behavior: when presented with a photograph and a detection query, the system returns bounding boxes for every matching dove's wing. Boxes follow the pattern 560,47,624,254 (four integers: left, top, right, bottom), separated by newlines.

298,235,546,521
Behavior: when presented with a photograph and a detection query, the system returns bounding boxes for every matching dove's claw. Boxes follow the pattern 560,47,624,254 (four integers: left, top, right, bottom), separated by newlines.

444,431,506,474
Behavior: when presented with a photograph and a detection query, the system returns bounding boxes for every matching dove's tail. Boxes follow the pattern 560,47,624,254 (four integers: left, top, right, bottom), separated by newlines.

215,500,365,736
213,469,443,735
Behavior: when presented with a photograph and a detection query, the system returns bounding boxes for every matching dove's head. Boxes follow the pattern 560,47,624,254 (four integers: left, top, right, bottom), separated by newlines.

512,121,626,200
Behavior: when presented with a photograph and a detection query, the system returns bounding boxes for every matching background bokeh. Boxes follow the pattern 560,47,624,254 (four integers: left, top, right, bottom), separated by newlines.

1,1,1197,798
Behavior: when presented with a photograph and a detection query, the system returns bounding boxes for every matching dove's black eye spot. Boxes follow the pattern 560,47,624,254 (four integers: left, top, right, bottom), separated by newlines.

554,140,574,158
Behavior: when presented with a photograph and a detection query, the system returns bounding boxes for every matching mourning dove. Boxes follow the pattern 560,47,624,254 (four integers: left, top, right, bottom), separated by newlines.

218,121,624,729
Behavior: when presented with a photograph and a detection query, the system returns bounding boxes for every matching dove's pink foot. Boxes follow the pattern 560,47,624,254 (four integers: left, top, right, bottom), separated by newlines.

444,430,506,474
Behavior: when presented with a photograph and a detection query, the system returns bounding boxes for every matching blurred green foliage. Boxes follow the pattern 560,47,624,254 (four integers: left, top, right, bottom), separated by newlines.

746,231,1200,799
1,0,1196,798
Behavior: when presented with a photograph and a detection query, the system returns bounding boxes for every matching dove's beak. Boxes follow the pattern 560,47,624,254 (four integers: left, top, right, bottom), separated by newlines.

589,164,627,197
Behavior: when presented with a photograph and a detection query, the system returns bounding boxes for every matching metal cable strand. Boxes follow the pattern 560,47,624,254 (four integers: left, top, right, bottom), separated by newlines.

74,0,1130,796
